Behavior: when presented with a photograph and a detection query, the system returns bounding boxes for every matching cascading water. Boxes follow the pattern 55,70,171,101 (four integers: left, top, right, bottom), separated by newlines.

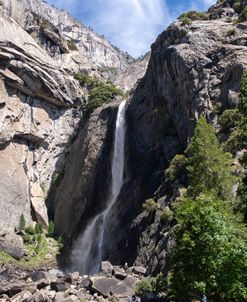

71,100,126,274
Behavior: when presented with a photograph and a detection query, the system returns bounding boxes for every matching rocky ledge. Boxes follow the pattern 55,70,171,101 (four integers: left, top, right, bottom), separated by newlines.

0,261,148,302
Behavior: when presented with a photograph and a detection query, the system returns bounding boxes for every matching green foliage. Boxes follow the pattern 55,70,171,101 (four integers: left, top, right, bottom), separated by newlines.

142,198,158,213
35,223,43,234
170,193,247,301
107,295,118,302
74,73,100,89
179,10,208,23
186,116,235,200
25,226,36,235
19,214,26,230
238,70,247,149
237,6,247,23
161,207,174,223
74,73,124,116
239,70,247,116
51,172,62,187
67,39,78,51
233,1,242,12
135,273,167,296
227,28,237,36
84,82,123,116
57,236,64,252
48,221,55,237
218,109,241,133
180,16,192,25
165,154,187,182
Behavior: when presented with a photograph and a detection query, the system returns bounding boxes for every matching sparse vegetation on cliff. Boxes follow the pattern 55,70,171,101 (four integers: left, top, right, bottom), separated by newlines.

179,10,208,25
74,73,124,116
142,198,158,213
67,39,78,51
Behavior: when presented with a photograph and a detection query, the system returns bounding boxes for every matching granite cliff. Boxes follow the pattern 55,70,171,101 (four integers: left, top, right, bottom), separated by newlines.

0,0,247,286
42,0,247,276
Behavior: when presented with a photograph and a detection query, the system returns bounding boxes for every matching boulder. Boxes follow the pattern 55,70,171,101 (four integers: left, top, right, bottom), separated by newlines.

80,276,92,289
10,290,32,302
31,270,51,282
0,280,36,297
54,293,80,302
132,267,146,276
92,277,132,298
51,281,71,292
0,233,24,259
123,275,139,288
36,278,50,290
101,261,113,274
64,272,80,284
113,266,127,280
30,290,49,302
91,277,119,297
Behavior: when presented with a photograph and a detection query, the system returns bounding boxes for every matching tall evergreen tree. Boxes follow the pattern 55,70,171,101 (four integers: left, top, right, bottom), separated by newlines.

186,116,235,200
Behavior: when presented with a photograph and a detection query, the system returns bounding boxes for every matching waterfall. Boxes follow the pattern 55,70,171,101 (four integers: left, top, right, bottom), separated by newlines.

71,100,126,275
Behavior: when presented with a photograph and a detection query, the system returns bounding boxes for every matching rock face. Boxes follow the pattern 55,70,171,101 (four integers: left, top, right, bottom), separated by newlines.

2,0,132,75
125,6,247,273
0,0,138,235
0,232,24,259
48,101,119,242
114,52,150,92
0,12,83,230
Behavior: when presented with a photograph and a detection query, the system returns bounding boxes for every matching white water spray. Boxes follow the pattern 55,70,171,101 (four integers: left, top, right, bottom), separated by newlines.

71,101,126,274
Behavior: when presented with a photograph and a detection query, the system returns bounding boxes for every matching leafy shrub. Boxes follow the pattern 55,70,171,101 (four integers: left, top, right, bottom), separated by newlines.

142,198,158,213
25,226,36,235
19,214,26,230
48,221,55,237
224,128,241,153
170,193,247,301
165,154,187,182
180,16,192,25
74,73,123,116
84,82,123,116
233,1,242,13
74,73,100,89
57,236,64,252
135,278,156,296
161,207,174,223
179,10,208,22
67,39,78,51
237,6,247,22
227,28,237,36
135,273,167,296
107,296,118,302
35,223,43,234
51,172,62,187
218,109,241,133
239,70,247,148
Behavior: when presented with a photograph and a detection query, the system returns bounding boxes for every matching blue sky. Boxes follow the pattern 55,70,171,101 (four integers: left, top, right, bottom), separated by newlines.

47,0,216,57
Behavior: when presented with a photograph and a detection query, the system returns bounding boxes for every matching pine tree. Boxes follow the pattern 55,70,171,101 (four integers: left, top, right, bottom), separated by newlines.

186,116,235,199
19,214,26,230
48,221,55,237
239,70,247,147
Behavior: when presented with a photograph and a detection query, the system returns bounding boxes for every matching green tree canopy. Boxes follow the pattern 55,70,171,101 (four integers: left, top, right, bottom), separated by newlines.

170,193,247,301
186,116,235,199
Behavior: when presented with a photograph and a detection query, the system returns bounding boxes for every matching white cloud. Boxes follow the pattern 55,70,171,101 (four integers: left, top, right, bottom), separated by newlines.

47,0,216,57
83,0,172,57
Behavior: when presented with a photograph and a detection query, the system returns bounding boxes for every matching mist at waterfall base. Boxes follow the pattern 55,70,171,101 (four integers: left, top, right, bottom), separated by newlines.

70,101,126,275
